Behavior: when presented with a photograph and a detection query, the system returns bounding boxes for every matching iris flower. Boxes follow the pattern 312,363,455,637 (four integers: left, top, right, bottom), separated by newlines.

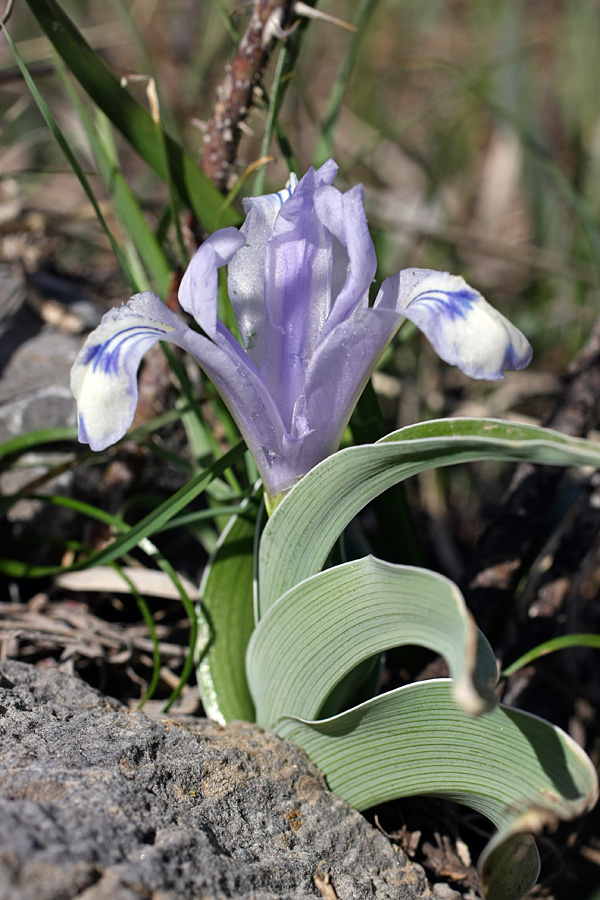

71,159,531,503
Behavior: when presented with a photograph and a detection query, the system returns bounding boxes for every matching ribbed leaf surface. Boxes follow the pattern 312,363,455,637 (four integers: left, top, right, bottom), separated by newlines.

277,679,598,900
259,418,600,615
247,557,498,727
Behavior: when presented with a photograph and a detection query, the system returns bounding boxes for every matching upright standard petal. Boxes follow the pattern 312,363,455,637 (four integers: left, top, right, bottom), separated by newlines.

228,169,313,357
179,227,246,338
313,183,377,334
70,292,193,450
249,163,341,428
376,269,532,380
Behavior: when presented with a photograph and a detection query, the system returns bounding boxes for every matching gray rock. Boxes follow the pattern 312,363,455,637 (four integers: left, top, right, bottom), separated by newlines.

0,661,433,900
0,263,104,445
0,328,80,444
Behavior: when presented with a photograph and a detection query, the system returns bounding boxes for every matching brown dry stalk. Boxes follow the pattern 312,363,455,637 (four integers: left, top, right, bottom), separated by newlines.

200,0,297,192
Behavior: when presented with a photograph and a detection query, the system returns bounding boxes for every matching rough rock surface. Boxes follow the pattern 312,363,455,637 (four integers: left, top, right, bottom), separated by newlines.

0,264,102,446
0,660,435,900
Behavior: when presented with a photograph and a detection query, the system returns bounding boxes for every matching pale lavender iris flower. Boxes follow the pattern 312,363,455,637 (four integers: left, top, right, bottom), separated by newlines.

71,159,532,501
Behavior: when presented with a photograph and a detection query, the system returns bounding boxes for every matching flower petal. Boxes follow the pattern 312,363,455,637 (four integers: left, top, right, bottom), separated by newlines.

290,307,402,481
243,172,300,231
228,161,340,368
70,292,193,450
376,269,532,379
178,227,246,339
266,162,339,329
72,289,289,495
313,183,377,334
228,173,300,352
182,326,289,496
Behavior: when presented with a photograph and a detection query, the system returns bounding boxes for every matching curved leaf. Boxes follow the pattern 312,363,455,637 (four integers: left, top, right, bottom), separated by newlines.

276,679,598,900
259,418,600,616
247,557,498,728
196,491,261,723
502,633,600,678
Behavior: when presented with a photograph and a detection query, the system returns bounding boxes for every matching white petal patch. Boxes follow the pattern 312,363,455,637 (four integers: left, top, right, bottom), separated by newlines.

401,272,532,380
241,172,299,227
70,306,176,450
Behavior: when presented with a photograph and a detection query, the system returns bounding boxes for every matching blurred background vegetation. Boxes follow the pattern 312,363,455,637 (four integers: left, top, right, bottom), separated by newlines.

1,3,600,894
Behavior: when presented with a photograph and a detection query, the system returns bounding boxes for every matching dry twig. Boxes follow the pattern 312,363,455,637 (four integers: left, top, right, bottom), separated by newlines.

200,0,297,192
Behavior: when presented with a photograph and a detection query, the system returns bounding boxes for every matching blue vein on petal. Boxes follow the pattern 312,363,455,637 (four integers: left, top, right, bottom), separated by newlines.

502,339,526,370
78,413,90,443
83,325,170,375
410,287,478,321
276,176,297,205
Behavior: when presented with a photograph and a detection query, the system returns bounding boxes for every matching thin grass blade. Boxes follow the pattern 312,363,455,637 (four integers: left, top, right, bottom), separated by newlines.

111,563,162,706
502,633,600,678
0,443,245,578
3,24,137,288
54,57,172,298
0,427,78,461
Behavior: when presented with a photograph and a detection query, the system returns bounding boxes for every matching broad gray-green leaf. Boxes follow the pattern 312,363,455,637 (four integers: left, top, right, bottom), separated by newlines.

276,679,598,900
247,557,498,727
259,418,600,616
196,492,260,723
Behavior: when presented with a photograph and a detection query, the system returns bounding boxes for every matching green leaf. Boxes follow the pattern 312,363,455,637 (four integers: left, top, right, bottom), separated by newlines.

252,44,289,198
502,633,600,678
0,426,77,461
259,418,600,616
54,58,172,298
4,491,197,710
247,556,498,728
22,0,240,232
276,679,598,900
350,380,423,565
196,491,262,723
313,0,381,167
111,563,162,707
